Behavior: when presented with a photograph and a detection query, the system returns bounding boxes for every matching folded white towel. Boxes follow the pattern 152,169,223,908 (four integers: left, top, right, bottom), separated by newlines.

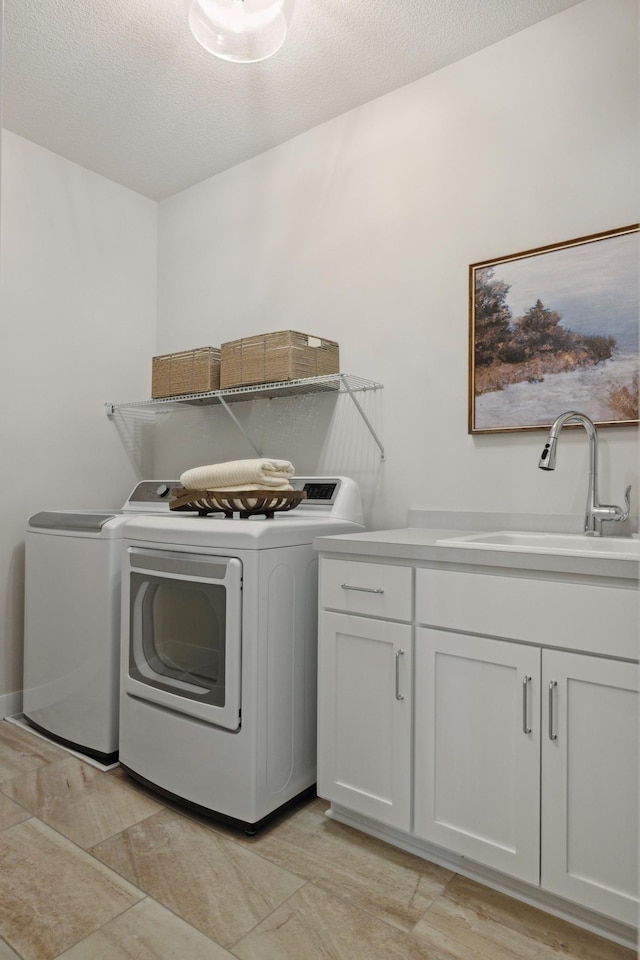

180,458,294,491
199,483,293,492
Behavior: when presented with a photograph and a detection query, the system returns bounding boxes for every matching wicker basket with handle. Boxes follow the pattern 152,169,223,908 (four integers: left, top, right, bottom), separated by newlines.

152,347,221,398
220,331,339,389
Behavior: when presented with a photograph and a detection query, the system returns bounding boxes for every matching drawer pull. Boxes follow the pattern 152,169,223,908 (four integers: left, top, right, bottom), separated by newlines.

395,649,405,700
340,583,384,594
548,681,558,741
522,675,532,734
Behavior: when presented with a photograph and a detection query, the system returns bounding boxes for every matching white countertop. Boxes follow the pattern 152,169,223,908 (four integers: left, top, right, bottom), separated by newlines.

313,519,639,581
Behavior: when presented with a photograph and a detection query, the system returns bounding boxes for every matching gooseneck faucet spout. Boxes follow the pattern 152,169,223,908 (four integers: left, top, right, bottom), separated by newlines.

538,410,631,537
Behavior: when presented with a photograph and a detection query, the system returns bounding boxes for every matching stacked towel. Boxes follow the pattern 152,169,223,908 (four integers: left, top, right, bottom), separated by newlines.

179,458,295,492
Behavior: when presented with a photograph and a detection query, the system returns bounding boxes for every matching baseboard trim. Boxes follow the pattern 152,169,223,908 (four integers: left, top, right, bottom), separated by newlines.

0,690,23,720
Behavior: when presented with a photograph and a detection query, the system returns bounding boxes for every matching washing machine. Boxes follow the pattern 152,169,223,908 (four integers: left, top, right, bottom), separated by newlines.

119,476,364,831
23,480,181,763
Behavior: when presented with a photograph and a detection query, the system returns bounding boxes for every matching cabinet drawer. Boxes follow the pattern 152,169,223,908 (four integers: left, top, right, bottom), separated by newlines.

416,567,638,660
320,559,412,621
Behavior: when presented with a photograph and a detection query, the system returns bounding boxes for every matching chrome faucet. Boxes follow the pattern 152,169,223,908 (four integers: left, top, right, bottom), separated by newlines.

538,410,631,537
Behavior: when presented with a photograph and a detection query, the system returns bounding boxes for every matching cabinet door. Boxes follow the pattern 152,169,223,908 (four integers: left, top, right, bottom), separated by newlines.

414,628,541,884
317,611,412,830
541,650,639,926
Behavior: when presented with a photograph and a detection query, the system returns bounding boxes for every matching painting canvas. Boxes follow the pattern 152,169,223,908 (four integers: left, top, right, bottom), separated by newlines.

469,225,639,434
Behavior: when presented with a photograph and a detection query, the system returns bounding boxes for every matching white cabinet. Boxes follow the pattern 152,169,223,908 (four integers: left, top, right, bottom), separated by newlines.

413,629,639,925
414,629,541,884
317,559,413,830
541,650,639,926
317,612,412,829
316,551,639,935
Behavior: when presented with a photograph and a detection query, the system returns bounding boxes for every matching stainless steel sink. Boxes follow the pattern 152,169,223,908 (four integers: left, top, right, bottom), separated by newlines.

436,531,640,561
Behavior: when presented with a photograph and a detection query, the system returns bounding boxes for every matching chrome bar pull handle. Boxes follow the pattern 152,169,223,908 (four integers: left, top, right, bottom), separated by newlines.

548,681,558,741
522,675,532,734
395,649,405,700
341,583,384,594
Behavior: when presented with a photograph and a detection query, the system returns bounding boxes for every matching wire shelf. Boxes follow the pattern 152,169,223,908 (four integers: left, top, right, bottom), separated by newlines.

105,373,385,460
106,373,382,414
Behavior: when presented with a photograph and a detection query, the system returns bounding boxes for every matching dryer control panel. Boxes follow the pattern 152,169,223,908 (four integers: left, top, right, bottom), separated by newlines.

123,481,181,511
290,477,363,526
296,481,338,503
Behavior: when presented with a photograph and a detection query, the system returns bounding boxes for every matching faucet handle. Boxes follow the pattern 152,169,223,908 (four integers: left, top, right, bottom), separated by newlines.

620,484,632,523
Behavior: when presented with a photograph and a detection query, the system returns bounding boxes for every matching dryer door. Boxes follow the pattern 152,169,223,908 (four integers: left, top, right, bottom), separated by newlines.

125,548,242,730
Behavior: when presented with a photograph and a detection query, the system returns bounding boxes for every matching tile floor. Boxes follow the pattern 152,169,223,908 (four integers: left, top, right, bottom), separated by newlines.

0,720,636,960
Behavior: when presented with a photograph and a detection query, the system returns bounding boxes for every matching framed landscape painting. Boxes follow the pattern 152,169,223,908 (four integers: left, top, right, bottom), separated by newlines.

468,224,639,434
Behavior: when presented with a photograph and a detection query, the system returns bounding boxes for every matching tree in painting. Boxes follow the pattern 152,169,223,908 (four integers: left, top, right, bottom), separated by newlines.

473,268,512,366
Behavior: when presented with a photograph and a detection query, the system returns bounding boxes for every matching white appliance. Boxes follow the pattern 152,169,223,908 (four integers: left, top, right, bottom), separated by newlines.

23,481,180,763
119,476,364,831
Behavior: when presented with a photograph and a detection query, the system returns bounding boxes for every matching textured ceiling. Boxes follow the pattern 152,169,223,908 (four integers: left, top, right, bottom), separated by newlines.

3,0,583,200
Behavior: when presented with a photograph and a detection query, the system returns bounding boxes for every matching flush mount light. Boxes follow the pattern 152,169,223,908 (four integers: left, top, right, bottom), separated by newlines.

188,0,295,63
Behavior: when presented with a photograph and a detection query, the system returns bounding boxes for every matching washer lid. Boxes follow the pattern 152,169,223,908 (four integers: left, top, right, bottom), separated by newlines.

28,511,120,532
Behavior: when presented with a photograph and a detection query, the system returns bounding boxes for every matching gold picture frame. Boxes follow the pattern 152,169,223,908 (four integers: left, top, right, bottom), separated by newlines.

468,224,639,434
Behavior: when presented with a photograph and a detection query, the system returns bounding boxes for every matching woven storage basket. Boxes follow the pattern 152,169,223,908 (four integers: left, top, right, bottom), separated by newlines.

152,347,221,398
220,331,339,389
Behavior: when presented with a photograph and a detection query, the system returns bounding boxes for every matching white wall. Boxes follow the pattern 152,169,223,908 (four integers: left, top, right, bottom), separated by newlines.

0,132,158,706
1,0,637,708
156,0,639,531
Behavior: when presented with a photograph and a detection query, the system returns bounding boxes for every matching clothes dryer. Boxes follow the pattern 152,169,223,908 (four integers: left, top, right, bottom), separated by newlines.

119,476,364,830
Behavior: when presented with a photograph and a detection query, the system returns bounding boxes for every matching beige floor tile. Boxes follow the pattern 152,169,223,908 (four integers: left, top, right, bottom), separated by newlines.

233,882,461,960
0,938,21,960
0,792,30,831
0,818,143,960
0,727,633,960
111,765,192,817
91,807,306,948
55,897,237,959
0,720,66,782
238,797,454,933
2,755,163,848
413,875,637,960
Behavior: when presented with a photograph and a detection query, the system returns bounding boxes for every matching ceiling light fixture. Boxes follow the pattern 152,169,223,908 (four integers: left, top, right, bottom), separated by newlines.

188,0,295,64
